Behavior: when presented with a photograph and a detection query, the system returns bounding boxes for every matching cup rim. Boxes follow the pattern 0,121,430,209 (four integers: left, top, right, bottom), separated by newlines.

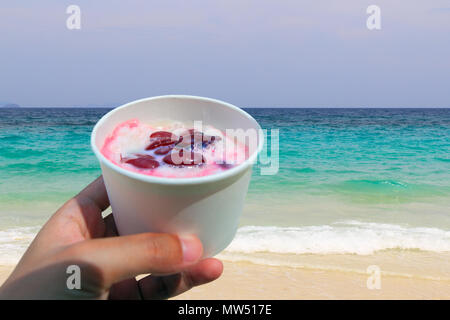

91,95,263,186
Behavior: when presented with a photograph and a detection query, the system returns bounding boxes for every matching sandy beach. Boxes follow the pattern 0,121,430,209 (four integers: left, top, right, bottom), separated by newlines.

175,261,450,300
0,266,12,288
175,250,450,299
2,251,449,299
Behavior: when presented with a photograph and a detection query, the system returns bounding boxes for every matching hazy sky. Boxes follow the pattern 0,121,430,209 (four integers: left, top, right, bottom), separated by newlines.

1,1,449,107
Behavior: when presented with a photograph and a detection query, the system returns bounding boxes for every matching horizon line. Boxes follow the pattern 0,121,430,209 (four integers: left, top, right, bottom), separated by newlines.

7,105,450,109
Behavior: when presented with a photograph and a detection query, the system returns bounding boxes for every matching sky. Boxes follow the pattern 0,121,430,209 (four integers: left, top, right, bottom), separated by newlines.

0,1,449,107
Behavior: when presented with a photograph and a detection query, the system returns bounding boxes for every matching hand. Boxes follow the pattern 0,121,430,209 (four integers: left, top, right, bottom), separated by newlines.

0,176,223,299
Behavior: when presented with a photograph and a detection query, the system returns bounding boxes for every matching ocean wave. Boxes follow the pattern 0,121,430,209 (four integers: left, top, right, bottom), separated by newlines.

225,222,450,255
336,179,409,191
1,222,450,266
322,179,450,201
0,227,39,265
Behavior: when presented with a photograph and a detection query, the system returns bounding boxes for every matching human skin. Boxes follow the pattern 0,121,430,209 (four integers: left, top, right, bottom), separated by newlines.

0,176,223,299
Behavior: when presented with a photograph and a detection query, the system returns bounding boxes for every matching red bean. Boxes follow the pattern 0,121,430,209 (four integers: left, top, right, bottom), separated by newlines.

124,155,160,169
146,131,179,150
154,145,174,155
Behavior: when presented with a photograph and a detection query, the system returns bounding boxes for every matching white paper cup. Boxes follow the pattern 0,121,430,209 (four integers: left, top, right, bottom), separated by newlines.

91,95,263,257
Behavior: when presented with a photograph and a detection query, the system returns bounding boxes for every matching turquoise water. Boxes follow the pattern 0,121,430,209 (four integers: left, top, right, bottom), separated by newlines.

0,108,449,260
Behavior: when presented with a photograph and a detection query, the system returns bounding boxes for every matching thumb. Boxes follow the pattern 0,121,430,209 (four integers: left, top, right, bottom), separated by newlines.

67,233,203,288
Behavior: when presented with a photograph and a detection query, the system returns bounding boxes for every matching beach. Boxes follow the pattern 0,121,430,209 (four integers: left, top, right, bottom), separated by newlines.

0,266,12,287
2,254,449,299
175,259,450,300
0,107,449,299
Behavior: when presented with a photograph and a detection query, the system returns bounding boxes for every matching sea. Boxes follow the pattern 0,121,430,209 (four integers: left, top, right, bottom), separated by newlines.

1,107,449,277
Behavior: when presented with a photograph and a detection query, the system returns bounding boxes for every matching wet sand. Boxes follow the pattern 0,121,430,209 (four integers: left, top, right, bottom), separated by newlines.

1,251,449,299
174,260,450,300
0,266,13,288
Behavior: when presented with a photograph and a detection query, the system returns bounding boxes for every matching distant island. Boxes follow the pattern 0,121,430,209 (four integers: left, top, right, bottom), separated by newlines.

0,103,20,108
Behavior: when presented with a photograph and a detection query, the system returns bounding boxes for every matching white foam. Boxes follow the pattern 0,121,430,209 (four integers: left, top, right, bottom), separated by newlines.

1,222,449,267
224,221,450,255
0,227,39,265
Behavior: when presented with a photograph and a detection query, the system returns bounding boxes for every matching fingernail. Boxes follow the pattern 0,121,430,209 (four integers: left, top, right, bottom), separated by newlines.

179,235,202,263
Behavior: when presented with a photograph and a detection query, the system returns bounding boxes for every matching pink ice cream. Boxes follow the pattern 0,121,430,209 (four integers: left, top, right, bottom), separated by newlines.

101,119,248,178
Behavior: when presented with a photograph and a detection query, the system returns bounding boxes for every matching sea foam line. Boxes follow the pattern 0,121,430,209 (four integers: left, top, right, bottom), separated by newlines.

0,227,39,265
224,221,450,255
1,222,450,266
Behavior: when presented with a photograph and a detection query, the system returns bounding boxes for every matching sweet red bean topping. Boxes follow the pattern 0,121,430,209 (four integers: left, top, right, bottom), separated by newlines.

123,154,160,169
146,131,179,150
154,145,174,155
